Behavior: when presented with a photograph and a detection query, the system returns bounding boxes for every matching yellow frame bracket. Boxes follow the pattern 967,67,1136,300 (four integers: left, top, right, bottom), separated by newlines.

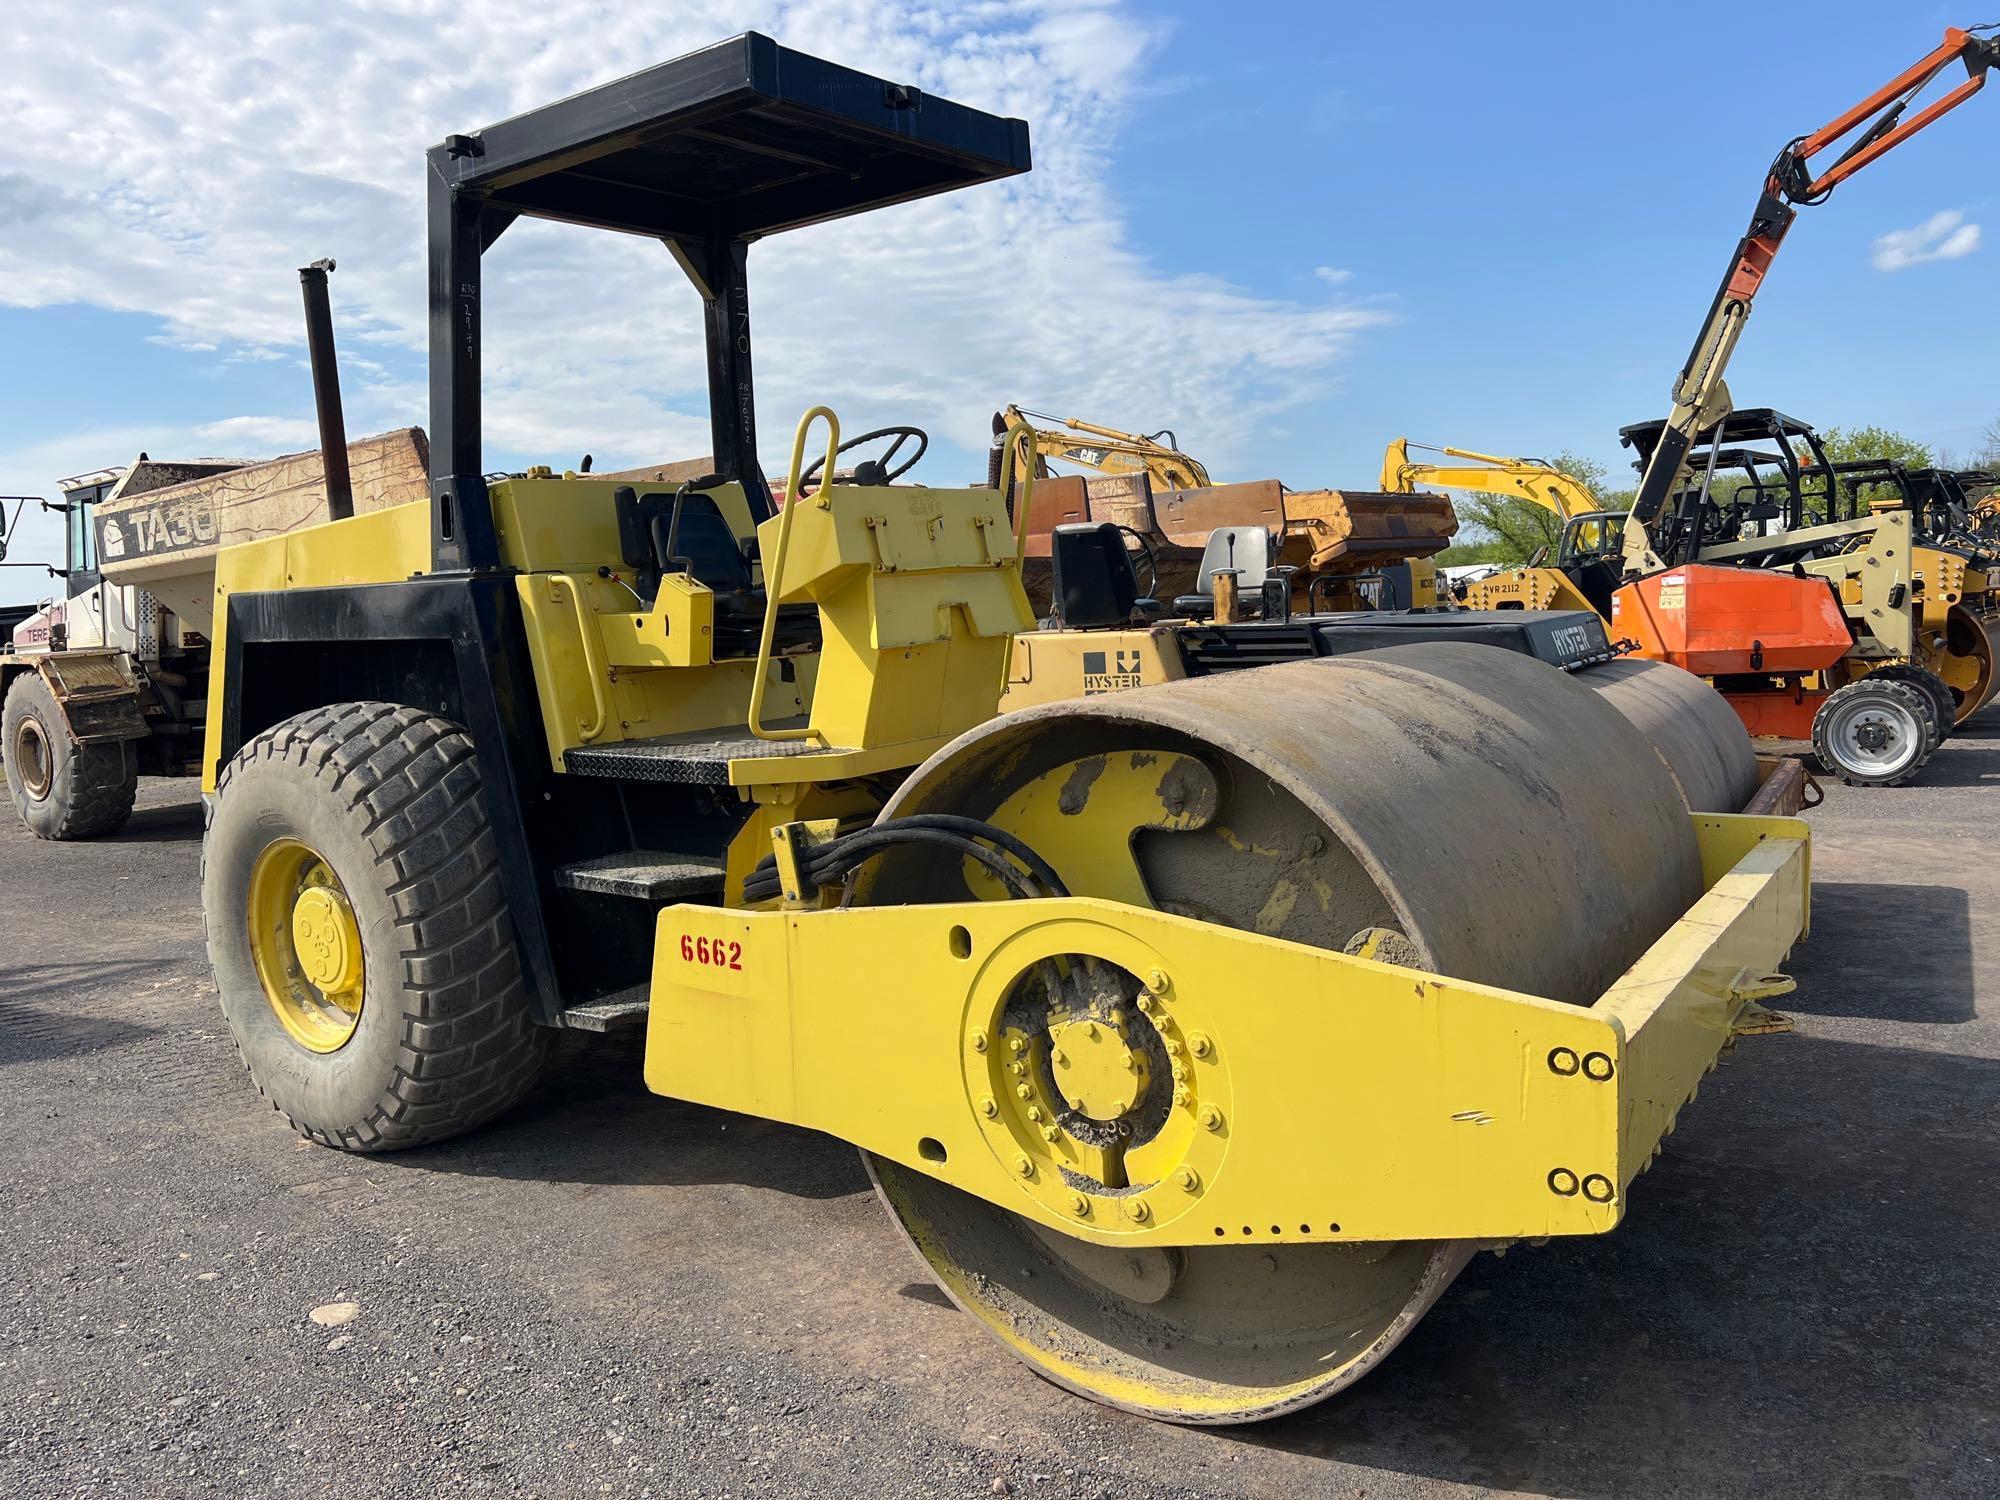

644,813,1809,1251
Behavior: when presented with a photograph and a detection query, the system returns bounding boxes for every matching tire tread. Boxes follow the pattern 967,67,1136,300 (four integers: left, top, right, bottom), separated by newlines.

203,701,549,1151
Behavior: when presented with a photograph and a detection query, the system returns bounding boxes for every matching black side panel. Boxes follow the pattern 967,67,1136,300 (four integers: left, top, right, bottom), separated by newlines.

1309,609,1613,671
218,578,565,1020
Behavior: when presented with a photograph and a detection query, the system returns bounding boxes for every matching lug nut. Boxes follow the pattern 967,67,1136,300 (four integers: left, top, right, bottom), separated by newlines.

1009,1037,1025,1054
1050,1048,1067,1066
1027,1106,1043,1123
1042,1125,1060,1142
1147,968,1169,993
1136,994,1154,1015
1199,1105,1225,1132
1172,1084,1190,1105
969,1029,988,1053
1176,1166,1201,1192
1069,1193,1091,1217
979,1095,998,1118
1125,1199,1151,1223
1189,1032,1212,1058
1014,1154,1034,1178
1016,1084,1032,1100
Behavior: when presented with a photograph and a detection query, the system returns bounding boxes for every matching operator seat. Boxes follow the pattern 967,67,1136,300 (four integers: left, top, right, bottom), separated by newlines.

1047,522,1141,628
615,482,822,658
1173,527,1275,619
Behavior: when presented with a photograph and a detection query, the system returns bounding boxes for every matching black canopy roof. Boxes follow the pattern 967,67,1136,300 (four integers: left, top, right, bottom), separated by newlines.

437,32,1031,241
1618,408,1817,466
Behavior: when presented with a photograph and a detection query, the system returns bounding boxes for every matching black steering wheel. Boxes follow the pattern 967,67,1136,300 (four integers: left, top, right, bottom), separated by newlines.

798,425,929,489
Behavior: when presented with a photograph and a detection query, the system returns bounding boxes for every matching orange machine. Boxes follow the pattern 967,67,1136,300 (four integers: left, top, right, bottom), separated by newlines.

1611,566,1851,739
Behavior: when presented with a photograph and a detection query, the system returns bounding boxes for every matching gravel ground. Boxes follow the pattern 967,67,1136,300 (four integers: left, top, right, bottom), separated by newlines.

2,730,1996,1499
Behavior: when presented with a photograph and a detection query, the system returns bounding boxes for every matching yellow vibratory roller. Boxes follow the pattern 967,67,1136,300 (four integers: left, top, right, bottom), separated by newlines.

1940,602,2000,722
850,642,1729,1422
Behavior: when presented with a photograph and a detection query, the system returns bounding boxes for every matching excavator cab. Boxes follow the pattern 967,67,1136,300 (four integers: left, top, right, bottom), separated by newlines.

1551,512,1631,616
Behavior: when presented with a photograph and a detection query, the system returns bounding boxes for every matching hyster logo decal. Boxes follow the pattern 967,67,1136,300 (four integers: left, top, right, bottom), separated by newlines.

1081,648,1144,695
1551,623,1595,661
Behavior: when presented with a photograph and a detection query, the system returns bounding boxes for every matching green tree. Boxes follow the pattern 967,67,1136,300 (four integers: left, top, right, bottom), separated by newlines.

1804,425,1933,514
1436,452,1630,566
1813,425,1932,469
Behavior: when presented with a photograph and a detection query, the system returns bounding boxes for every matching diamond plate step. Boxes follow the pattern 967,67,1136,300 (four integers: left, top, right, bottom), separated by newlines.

558,984,650,1032
554,850,726,902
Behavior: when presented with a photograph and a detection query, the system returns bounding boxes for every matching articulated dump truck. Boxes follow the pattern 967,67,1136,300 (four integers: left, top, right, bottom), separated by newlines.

1,432,429,838
186,34,1810,1423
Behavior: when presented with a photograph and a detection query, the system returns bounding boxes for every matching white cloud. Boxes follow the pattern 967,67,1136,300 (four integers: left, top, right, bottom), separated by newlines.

1872,210,1981,272
1314,266,1354,285
193,416,325,451
0,0,1389,498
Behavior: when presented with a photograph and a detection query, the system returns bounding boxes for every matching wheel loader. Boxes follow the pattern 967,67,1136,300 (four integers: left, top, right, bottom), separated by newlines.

196,34,1809,1423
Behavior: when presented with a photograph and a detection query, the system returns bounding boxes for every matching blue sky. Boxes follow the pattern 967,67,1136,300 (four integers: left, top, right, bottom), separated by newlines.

3,2,1995,601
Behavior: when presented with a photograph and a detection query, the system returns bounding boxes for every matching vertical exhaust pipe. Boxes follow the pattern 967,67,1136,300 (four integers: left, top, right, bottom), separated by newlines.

299,257,353,521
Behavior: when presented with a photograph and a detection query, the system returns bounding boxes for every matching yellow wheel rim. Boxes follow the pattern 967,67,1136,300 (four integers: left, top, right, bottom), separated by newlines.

247,837,365,1053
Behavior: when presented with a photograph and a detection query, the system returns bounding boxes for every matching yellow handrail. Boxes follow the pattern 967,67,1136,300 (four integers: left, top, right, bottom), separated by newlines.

548,573,609,742
748,407,841,744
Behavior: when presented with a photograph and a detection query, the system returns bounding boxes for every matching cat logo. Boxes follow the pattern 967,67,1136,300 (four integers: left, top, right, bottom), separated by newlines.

1081,648,1144,695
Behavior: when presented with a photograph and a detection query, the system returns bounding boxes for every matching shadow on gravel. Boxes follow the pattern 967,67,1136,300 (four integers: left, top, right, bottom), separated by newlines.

0,957,163,1007
1784,881,1975,1023
384,1030,869,1201
0,960,166,1062
1910,736,2000,788
111,798,206,843
1226,1034,2000,1497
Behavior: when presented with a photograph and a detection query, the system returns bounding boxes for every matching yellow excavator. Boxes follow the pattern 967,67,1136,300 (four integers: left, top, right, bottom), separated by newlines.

996,405,1211,491
1001,408,1459,612
1380,439,1602,524
1379,438,1621,613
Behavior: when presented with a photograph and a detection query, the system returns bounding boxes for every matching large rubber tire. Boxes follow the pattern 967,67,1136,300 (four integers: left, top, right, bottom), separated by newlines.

203,701,550,1151
2,671,137,839
1865,663,1954,746
1811,678,1934,788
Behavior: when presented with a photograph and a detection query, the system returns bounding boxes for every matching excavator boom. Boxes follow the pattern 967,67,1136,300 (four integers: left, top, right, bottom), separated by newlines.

1382,438,1602,523
999,404,1212,491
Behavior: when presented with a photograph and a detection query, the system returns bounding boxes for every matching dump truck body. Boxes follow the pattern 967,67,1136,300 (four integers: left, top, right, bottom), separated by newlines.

2,433,430,839
93,429,429,635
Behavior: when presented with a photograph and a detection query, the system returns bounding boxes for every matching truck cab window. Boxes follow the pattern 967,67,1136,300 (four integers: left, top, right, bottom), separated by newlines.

68,501,97,574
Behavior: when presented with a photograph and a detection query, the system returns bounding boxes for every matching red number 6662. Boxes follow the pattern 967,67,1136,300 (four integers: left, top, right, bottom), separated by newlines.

680,933,743,970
